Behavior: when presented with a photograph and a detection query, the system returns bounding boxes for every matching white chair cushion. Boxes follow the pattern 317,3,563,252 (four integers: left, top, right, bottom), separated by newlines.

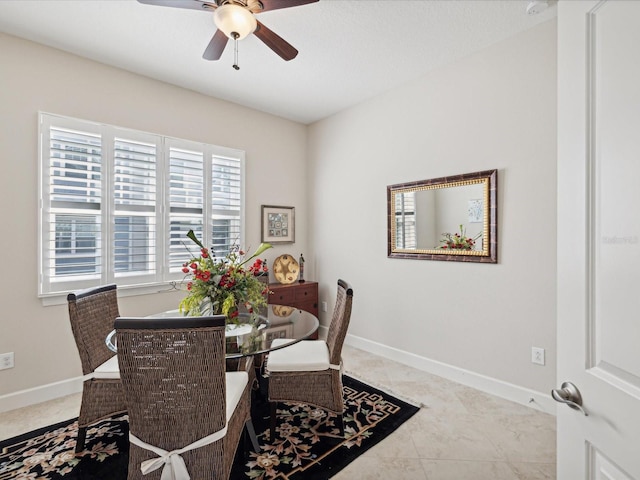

94,358,247,421
93,355,121,379
225,371,248,420
267,339,330,372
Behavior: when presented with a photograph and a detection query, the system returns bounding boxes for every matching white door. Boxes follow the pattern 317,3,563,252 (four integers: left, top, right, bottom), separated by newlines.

557,0,640,478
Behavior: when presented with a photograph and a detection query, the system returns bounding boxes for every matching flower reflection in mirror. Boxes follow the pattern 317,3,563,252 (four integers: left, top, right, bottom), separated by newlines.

438,224,482,251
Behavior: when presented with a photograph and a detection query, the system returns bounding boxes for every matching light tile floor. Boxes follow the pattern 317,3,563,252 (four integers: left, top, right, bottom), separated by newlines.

335,346,556,480
0,345,556,479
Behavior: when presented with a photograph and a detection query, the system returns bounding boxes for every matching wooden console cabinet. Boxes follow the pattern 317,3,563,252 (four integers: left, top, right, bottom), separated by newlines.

268,281,319,317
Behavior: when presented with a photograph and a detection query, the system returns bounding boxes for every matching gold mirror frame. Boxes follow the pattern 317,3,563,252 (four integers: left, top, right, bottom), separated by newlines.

387,169,497,263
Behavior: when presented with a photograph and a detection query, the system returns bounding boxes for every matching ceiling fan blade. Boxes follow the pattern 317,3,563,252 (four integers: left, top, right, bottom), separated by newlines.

254,21,298,61
203,30,229,60
136,0,215,12
259,0,319,12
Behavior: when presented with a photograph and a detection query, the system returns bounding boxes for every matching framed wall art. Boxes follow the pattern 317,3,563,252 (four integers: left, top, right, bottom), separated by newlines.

468,199,483,223
261,205,295,243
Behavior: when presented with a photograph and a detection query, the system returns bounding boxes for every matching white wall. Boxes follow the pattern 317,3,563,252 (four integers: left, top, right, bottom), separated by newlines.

0,33,308,401
0,19,558,409
308,20,557,395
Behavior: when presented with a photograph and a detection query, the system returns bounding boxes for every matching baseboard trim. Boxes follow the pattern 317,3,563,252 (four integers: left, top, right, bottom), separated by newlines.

0,376,83,414
341,330,557,416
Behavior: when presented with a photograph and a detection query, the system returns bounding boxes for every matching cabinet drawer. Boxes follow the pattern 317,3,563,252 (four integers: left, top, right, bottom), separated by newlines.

294,283,317,301
296,299,318,316
269,287,295,305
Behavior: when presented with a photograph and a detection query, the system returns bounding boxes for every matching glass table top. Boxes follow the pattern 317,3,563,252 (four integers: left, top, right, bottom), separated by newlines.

106,304,319,359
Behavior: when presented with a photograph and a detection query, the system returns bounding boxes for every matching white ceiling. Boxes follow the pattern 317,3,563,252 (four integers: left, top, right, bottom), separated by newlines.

0,0,557,124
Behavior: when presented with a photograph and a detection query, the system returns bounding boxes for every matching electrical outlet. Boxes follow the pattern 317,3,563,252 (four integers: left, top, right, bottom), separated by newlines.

531,347,545,366
0,352,14,370
321,301,328,312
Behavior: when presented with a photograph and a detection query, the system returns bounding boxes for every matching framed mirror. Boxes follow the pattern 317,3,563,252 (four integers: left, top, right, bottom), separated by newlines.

387,169,497,263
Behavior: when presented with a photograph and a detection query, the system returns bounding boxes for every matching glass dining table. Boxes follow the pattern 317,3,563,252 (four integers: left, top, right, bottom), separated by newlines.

105,304,319,359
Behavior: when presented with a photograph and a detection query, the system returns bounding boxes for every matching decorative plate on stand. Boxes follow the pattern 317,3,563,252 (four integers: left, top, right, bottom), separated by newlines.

272,254,299,284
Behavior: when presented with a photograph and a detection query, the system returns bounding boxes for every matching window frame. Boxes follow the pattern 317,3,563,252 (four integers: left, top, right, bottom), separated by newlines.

38,112,245,305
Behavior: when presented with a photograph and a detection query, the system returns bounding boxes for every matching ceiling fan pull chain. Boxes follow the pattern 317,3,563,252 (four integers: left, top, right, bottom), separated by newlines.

232,32,240,70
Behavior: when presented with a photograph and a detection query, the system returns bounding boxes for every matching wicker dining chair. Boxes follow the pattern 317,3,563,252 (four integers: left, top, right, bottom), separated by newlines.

115,315,256,480
267,279,354,441
67,284,127,454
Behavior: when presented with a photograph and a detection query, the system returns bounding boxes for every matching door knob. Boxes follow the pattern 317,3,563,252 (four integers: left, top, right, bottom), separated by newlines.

551,381,588,416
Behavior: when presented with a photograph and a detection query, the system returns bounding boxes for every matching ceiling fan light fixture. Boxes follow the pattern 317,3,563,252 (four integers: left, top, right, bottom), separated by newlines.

526,0,549,15
214,4,257,40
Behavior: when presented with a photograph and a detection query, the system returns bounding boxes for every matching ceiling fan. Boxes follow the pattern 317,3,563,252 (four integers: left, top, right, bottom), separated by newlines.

137,0,319,68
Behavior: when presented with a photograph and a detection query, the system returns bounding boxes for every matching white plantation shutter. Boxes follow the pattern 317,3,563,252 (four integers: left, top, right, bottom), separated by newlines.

39,113,245,298
168,145,204,272
166,141,244,269
113,134,158,282
42,119,103,293
211,155,241,257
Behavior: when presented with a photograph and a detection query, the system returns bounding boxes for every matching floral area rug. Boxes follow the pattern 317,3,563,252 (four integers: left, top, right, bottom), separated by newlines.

0,414,128,480
0,376,419,479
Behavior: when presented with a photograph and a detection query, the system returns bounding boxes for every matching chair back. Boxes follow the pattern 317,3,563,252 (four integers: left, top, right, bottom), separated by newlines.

115,315,228,476
325,279,354,366
67,284,120,375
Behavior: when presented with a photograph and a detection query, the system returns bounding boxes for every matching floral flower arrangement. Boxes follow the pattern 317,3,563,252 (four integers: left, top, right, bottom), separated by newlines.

438,224,482,251
179,230,272,320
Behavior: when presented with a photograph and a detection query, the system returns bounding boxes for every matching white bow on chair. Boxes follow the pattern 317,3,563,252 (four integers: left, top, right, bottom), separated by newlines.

130,424,228,480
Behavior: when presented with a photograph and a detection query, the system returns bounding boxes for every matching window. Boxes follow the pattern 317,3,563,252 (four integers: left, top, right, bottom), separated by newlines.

39,113,244,297
394,191,416,249
54,215,98,275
